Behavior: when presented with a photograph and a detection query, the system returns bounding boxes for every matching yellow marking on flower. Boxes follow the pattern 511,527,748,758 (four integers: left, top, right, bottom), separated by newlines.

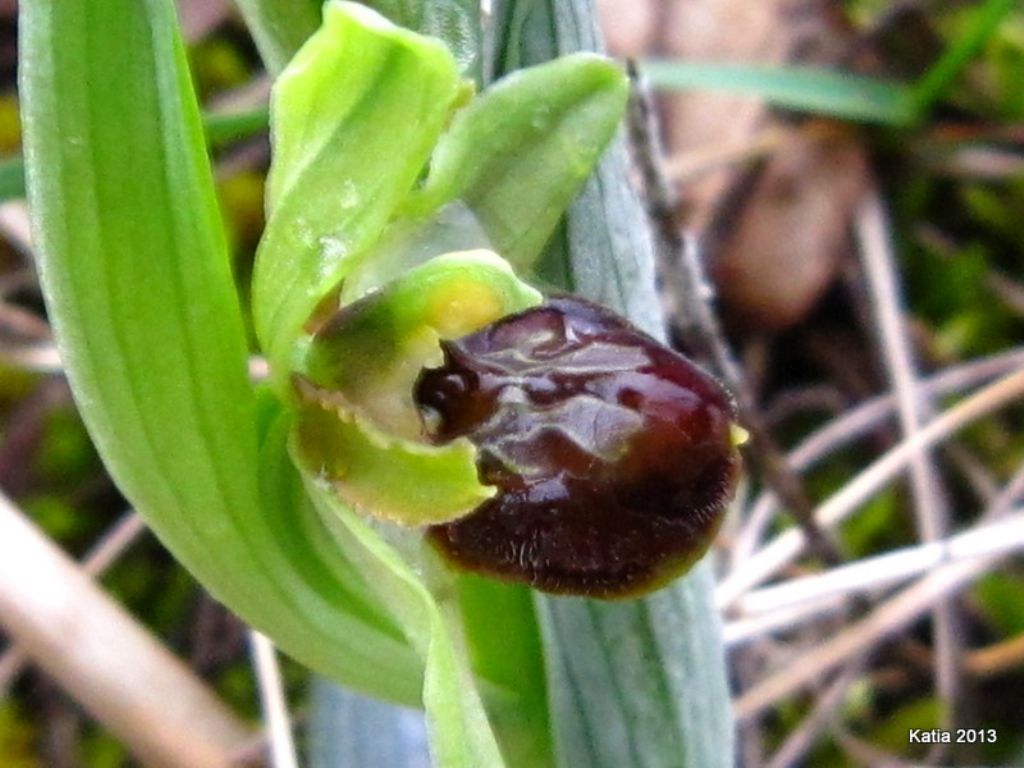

427,278,504,338
730,423,750,448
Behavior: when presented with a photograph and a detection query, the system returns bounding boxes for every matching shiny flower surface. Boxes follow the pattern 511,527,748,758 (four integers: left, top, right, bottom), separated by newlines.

416,297,742,597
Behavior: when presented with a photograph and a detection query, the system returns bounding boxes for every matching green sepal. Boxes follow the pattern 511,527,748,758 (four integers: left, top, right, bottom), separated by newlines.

253,1,464,377
406,53,629,272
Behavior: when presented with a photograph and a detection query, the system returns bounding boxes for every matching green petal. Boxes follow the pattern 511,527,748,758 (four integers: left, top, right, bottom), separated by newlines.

293,390,494,526
297,250,541,525
409,53,628,272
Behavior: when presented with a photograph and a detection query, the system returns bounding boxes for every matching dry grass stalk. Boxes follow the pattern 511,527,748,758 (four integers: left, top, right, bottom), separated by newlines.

0,491,252,768
249,630,299,768
718,367,1024,607
857,188,960,725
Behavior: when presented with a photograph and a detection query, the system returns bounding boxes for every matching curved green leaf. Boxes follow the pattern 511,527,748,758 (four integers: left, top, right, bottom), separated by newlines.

21,0,422,706
253,1,464,376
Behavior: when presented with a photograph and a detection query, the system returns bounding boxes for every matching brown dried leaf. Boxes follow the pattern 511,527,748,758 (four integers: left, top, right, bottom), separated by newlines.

710,123,869,330
599,0,870,330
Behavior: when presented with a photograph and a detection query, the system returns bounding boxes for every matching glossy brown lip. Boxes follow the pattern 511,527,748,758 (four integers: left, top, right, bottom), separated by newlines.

415,295,742,598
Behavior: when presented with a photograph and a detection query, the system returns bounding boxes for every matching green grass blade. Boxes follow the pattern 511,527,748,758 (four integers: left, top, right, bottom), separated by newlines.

642,60,916,126
491,1,735,766
21,0,422,705
910,0,1018,115
232,0,321,75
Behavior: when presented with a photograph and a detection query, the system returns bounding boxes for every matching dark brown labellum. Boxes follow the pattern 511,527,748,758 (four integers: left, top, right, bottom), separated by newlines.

414,296,742,598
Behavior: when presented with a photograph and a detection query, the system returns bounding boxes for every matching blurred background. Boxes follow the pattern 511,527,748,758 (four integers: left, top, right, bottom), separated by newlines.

0,0,1023,765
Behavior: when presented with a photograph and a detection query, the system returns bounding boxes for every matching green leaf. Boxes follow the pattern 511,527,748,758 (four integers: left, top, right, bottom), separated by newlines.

233,0,322,75
252,1,464,377
0,107,270,204
490,2,735,766
642,60,916,126
538,572,734,768
411,54,629,272
21,0,422,706
456,575,556,767
300,465,507,768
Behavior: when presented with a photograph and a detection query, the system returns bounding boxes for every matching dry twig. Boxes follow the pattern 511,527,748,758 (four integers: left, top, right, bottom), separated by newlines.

733,463,1024,720
0,512,146,697
626,64,840,565
765,663,865,768
729,347,1024,567
730,512,1024,625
